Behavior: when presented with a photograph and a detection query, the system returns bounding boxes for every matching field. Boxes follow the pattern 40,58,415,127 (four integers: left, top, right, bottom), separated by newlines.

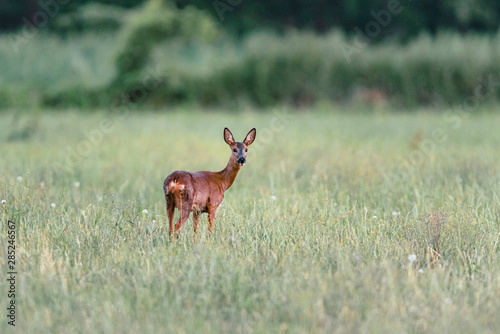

1,108,500,333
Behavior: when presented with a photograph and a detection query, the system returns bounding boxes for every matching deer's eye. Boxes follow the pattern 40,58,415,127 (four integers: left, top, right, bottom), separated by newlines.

233,148,238,153
245,149,248,152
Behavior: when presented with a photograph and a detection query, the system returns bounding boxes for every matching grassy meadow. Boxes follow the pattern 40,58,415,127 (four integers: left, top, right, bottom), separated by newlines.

1,108,500,333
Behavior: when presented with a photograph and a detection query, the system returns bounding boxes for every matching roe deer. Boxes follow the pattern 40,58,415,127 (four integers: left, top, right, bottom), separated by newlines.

163,127,256,239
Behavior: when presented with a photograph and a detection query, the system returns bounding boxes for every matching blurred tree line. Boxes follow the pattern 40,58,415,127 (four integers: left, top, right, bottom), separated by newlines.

1,0,499,39
2,0,500,109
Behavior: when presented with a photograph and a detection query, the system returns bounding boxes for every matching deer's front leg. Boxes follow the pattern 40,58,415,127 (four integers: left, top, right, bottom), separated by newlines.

207,206,217,237
193,212,200,243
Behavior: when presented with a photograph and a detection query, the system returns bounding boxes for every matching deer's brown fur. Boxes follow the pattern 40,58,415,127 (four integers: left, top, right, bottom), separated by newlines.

163,128,256,238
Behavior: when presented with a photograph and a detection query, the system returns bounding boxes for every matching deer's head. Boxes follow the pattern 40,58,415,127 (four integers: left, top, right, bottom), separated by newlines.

224,128,256,166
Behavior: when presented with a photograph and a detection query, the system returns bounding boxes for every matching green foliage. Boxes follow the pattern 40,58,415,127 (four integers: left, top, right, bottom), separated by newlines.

105,0,219,107
114,0,218,77
173,0,500,39
1,28,500,109
0,32,118,108
1,109,500,332
42,85,110,109
50,2,129,35
169,30,500,107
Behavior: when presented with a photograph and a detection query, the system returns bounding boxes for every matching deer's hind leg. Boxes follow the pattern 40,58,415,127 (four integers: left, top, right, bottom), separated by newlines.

166,200,175,237
174,189,194,234
174,205,192,233
164,183,176,237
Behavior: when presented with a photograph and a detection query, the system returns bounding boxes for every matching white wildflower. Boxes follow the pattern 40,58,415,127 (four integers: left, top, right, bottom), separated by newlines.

392,211,401,216
73,181,80,187
1,200,6,205
50,203,56,208
408,254,417,262
270,195,277,201
17,176,22,182
372,216,377,219
142,209,149,214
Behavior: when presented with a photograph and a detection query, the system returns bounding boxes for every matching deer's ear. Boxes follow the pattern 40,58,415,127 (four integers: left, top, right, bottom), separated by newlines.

224,128,235,145
243,128,256,146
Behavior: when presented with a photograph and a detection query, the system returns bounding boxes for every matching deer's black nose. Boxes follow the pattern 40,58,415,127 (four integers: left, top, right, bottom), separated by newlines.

237,157,246,165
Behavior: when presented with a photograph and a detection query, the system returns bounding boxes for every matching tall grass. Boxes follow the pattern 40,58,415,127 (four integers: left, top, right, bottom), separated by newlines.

1,109,500,333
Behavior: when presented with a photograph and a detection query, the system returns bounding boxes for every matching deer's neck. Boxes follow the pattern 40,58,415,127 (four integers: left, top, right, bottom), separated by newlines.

218,157,241,191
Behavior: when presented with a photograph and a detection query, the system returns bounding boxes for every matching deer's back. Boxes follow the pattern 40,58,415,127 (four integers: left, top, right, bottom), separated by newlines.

164,170,225,212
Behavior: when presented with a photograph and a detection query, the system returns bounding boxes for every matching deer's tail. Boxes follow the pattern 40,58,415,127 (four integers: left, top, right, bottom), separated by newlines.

164,177,185,197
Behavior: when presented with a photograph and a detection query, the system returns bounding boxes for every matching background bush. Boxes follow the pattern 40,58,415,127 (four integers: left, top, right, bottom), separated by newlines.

49,3,129,35
27,30,500,109
1,0,500,110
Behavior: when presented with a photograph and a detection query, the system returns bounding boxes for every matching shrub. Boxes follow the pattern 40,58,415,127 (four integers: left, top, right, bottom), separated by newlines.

3,23,500,109
114,0,218,77
50,3,129,35
185,30,500,107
